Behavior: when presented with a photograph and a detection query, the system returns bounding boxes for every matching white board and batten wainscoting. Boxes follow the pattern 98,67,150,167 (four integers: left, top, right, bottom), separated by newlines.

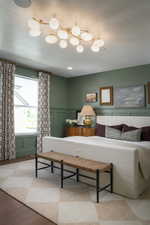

97,116,150,128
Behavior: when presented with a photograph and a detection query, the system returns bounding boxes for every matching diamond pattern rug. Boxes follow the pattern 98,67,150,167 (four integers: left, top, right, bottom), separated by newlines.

0,160,150,225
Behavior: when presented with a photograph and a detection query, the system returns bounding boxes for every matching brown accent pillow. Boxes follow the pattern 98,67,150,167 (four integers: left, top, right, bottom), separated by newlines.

122,124,138,132
96,124,105,137
96,123,123,137
111,124,123,131
141,126,150,141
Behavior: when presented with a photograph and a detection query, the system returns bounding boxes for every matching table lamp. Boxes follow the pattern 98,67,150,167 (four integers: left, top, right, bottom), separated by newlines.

80,105,96,126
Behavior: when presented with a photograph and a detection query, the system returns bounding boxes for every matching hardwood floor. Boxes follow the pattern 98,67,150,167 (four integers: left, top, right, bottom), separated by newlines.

0,189,56,225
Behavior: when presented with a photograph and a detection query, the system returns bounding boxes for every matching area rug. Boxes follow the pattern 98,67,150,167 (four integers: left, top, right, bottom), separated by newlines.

0,160,150,225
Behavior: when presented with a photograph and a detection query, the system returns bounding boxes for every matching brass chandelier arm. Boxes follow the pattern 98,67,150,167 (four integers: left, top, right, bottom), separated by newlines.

32,17,98,41
32,17,48,25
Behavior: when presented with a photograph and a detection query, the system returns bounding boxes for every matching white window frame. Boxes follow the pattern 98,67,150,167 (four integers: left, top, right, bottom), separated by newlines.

14,74,38,136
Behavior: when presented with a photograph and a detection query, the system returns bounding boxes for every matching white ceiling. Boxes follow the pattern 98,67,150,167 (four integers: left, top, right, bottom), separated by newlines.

0,0,150,77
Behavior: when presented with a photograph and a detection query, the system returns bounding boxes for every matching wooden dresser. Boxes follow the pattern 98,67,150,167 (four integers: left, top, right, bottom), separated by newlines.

65,127,96,137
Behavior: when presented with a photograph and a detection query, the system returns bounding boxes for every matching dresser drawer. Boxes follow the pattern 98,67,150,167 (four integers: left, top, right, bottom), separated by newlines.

65,127,95,137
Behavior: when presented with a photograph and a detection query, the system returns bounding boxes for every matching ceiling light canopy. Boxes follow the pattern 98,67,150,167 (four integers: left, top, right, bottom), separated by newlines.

27,17,104,53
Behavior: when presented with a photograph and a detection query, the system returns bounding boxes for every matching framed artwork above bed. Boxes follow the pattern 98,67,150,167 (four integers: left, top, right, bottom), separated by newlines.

99,86,113,105
115,85,145,108
85,92,97,103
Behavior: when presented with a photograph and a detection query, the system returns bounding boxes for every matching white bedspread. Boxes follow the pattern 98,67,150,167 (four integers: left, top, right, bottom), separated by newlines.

43,135,150,198
64,136,150,180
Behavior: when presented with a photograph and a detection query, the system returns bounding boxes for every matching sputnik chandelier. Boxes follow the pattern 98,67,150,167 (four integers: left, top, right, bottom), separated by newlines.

28,16,104,53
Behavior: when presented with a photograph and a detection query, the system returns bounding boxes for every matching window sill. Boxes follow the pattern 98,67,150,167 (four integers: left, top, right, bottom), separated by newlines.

15,133,37,136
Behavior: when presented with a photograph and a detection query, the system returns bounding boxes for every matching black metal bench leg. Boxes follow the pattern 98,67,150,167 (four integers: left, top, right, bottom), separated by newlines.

51,161,54,173
96,169,100,203
61,160,64,188
35,154,38,178
110,163,113,193
76,168,79,182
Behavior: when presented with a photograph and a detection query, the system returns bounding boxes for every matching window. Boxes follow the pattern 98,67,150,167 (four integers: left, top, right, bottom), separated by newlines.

14,75,38,134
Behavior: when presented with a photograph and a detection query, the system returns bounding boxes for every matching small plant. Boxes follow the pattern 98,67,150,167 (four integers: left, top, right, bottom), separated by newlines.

66,119,78,127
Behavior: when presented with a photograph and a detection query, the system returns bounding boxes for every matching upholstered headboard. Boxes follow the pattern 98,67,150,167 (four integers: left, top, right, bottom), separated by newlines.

97,116,150,128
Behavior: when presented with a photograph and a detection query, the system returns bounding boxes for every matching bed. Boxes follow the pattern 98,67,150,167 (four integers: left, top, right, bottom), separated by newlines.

42,116,150,199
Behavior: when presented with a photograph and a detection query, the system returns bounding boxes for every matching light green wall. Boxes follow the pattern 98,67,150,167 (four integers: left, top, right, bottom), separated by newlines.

16,135,37,158
68,64,150,116
16,66,38,78
50,75,70,137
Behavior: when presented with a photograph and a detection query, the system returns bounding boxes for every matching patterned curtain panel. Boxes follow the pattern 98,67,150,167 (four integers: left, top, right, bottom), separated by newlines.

37,72,51,153
0,61,16,160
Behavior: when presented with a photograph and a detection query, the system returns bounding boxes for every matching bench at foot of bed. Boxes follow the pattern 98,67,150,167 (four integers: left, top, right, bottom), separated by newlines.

35,151,113,203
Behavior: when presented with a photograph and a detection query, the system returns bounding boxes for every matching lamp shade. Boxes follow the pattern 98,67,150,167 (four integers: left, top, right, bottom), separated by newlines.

80,105,96,116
